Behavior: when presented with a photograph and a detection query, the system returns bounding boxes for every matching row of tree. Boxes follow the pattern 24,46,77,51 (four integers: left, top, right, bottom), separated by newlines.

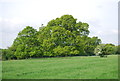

1,15,119,60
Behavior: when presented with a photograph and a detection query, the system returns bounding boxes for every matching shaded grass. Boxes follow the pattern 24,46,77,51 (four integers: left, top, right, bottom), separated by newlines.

2,55,118,79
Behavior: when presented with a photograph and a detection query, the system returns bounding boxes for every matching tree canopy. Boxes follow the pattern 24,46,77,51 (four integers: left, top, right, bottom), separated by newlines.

1,14,118,60
94,44,117,57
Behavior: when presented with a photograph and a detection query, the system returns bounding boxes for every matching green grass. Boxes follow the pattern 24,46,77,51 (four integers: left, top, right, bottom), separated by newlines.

2,55,118,79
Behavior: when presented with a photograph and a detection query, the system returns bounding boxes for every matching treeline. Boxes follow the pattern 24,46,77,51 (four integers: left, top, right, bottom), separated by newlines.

1,15,119,60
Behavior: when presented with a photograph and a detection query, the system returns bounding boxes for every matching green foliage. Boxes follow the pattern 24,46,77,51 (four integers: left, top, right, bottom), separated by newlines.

84,37,101,55
12,26,41,59
116,45,120,54
47,15,89,36
53,46,79,56
1,49,15,60
37,14,91,57
94,44,117,57
104,44,117,55
4,14,105,59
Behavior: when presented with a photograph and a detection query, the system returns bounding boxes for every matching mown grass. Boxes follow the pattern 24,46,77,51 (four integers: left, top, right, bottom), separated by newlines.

2,55,118,79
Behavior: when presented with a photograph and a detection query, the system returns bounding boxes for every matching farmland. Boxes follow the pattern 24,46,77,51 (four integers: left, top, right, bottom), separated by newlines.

2,55,118,79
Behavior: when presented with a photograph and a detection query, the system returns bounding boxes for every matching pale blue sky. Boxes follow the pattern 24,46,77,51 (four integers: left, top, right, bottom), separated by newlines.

0,0,119,49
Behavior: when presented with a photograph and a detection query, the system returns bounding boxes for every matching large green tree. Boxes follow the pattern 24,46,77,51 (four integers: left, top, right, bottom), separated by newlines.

6,14,102,60
37,15,100,57
12,26,41,59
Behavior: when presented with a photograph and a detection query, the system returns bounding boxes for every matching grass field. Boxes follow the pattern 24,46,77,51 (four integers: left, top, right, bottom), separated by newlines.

2,55,118,79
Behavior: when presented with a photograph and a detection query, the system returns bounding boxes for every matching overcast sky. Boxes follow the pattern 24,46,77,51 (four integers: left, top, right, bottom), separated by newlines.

0,0,119,49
